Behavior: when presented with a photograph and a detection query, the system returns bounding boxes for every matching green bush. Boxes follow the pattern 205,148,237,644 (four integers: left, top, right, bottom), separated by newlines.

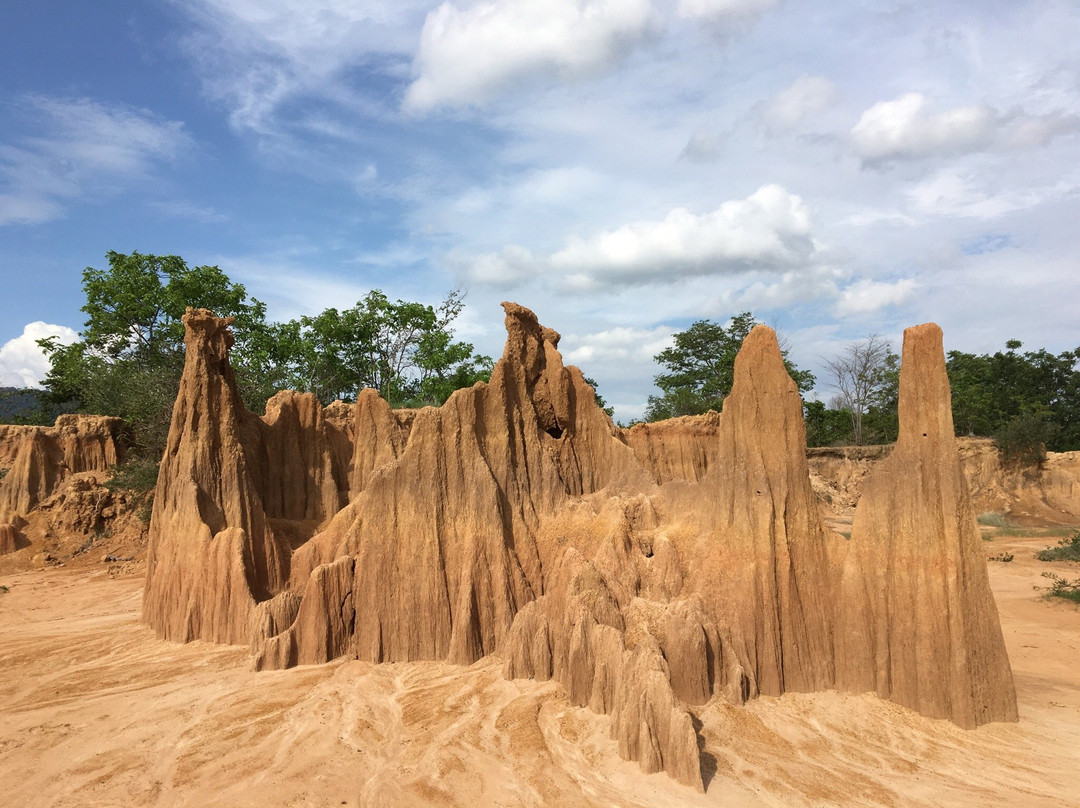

995,413,1058,467
105,458,160,496
1041,572,1080,603
1036,533,1080,563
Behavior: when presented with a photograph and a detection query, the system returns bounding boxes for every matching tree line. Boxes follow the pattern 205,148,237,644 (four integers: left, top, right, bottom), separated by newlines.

9,251,1080,464
35,251,493,456
645,312,1080,458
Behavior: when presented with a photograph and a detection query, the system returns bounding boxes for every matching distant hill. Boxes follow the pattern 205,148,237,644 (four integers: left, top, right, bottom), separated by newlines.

0,387,45,423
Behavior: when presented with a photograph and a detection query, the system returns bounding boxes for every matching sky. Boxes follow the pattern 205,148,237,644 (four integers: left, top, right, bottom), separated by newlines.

2,0,1079,420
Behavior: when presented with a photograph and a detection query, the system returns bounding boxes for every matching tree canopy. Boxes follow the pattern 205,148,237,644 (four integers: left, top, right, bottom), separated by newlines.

644,313,815,421
947,339,1080,456
38,252,492,457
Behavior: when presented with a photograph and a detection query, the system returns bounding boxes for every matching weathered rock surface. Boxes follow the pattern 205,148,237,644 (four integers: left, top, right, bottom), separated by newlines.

143,306,1018,789
834,324,1018,726
142,309,352,644
809,438,1080,524
0,414,126,555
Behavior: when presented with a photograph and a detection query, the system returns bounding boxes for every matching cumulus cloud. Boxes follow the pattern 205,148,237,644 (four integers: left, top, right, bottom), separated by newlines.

553,185,817,287
851,92,1080,166
834,278,917,316
0,322,78,388
851,93,995,165
760,75,838,131
458,185,819,288
404,0,655,112
0,96,191,225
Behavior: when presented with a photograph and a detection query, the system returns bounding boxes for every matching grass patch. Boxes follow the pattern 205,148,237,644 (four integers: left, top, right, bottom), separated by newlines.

1036,533,1080,563
989,552,1014,562
977,512,1008,527
0,585,9,594
987,526,1076,540
1041,572,1080,603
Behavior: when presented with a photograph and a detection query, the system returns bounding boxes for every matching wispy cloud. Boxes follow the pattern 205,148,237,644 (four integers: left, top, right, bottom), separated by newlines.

0,96,191,225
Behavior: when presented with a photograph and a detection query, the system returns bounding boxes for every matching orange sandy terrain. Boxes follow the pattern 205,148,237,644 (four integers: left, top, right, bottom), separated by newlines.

1,534,1077,808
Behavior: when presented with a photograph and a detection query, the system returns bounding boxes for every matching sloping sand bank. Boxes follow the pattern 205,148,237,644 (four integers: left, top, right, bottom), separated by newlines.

1,535,1077,808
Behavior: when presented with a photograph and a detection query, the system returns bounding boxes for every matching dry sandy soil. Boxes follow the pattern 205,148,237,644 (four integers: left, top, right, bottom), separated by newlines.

1,534,1078,808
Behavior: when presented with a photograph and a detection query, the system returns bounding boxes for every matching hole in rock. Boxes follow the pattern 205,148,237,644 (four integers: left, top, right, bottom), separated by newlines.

545,425,564,439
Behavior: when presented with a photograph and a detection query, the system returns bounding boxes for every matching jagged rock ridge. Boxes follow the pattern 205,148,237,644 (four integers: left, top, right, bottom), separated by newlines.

142,305,1018,789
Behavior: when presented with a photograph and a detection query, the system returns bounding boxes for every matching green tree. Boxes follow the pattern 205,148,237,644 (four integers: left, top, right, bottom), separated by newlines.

803,400,855,447
276,289,492,407
39,251,269,454
644,313,814,421
946,339,1080,452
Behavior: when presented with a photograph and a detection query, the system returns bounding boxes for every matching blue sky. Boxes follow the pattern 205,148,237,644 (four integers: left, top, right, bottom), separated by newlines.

2,0,1079,420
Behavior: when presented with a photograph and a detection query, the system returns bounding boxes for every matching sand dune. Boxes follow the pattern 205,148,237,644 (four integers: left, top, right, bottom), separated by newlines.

1,532,1077,807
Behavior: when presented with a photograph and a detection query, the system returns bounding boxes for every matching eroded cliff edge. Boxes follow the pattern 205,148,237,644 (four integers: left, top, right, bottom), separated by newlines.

142,304,1018,789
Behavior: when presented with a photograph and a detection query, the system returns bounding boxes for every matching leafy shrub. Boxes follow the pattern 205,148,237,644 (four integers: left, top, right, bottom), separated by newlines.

1041,572,1080,603
995,413,1058,467
104,458,160,496
1036,533,1080,562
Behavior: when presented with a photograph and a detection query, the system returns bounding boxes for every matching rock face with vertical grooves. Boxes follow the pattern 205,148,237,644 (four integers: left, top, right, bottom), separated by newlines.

0,414,126,552
143,306,1018,790
142,309,352,644
835,323,1018,726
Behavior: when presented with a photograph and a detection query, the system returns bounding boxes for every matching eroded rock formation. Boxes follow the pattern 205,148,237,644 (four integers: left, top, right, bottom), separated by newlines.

834,324,1018,726
0,414,125,553
143,305,1018,789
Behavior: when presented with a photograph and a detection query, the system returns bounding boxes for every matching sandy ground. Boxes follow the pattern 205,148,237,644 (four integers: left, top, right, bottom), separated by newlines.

1,535,1078,808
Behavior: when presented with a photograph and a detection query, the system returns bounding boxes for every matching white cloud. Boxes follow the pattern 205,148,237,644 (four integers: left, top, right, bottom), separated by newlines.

552,184,817,286
0,96,191,226
562,325,675,366
761,75,839,131
905,170,1065,219
450,245,539,288
677,0,777,23
834,278,917,316
457,185,820,289
0,322,78,388
404,0,655,112
151,200,228,223
851,92,1080,166
851,93,995,165
679,130,725,163
176,0,429,133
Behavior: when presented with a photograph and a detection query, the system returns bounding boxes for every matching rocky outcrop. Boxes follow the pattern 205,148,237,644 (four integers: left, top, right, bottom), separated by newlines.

834,324,1018,727
623,412,722,484
142,309,352,644
0,414,126,554
809,437,1080,524
144,306,1018,790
